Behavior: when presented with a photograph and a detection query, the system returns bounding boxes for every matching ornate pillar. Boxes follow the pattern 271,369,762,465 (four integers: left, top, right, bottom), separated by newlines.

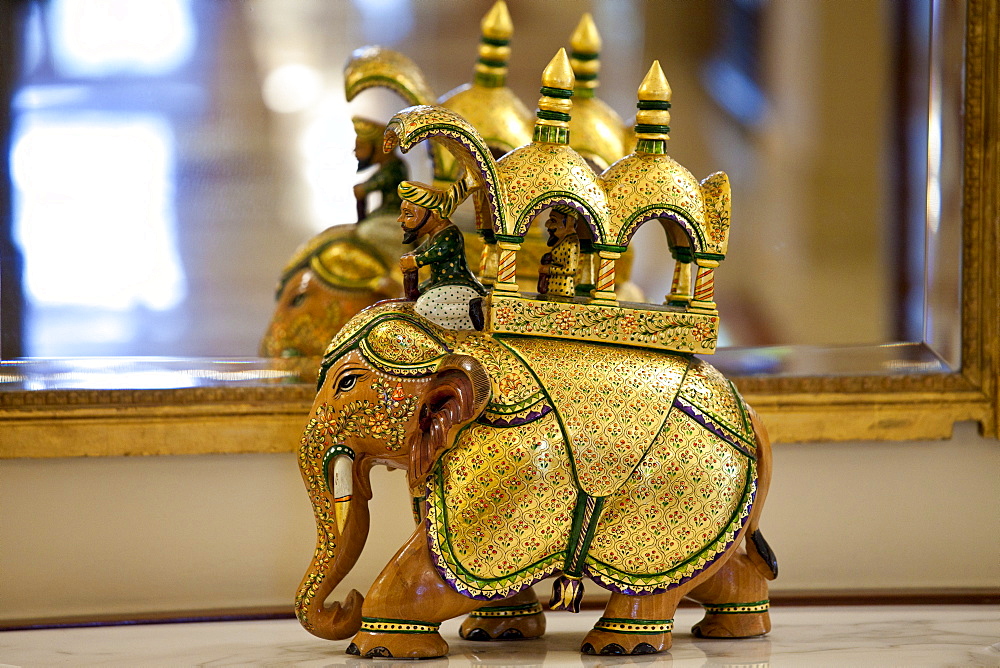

590,249,620,303
493,239,522,294
477,229,498,287
667,260,693,305
689,260,719,311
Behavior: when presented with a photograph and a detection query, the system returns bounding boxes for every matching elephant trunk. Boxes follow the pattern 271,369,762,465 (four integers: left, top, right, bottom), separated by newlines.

295,431,373,640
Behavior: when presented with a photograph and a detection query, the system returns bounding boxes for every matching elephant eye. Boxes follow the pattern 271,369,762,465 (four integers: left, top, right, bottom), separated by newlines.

291,292,306,307
336,373,361,393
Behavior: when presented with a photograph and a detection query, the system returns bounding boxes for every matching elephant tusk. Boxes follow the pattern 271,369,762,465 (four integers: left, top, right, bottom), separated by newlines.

331,454,354,534
323,444,357,534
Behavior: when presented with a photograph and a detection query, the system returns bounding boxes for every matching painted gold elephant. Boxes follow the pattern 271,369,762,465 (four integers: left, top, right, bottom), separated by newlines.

295,48,776,659
295,301,777,658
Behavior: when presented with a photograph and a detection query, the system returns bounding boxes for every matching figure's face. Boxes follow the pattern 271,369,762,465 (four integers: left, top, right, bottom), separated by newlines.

398,201,429,244
354,138,374,171
545,210,570,245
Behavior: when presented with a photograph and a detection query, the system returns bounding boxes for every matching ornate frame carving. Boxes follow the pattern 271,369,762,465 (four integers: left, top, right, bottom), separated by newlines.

0,3,996,457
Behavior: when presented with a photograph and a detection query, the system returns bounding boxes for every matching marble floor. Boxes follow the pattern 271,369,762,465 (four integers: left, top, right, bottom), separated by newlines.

1,606,997,667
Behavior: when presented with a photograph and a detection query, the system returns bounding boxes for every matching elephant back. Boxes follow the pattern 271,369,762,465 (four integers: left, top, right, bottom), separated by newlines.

424,339,760,601
500,336,689,498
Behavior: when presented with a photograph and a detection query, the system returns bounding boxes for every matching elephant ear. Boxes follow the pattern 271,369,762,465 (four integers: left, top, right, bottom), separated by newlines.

407,354,490,489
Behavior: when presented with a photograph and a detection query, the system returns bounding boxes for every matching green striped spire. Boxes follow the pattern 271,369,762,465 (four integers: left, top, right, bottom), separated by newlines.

569,13,601,99
533,48,575,145
474,1,513,87
635,60,672,155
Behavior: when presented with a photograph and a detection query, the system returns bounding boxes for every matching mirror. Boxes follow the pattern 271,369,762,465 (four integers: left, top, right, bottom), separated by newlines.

1,0,996,452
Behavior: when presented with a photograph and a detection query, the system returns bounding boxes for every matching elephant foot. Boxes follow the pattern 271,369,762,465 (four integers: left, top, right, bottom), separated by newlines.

580,622,672,656
348,621,449,659
459,601,546,641
692,607,771,639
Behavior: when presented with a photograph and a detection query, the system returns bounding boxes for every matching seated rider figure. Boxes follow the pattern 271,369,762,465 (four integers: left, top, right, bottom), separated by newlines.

537,206,580,298
398,179,487,330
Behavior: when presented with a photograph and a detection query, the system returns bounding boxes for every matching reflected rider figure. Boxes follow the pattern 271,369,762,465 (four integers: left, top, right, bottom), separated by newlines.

352,116,408,222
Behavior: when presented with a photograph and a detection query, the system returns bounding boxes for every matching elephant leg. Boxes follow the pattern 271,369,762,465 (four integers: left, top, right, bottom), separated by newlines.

580,589,682,656
686,550,771,639
459,586,546,641
347,525,484,659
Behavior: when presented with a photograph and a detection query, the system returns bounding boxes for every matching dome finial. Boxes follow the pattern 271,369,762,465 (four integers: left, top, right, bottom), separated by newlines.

533,48,575,145
481,0,513,39
475,1,514,88
569,13,601,97
635,60,672,153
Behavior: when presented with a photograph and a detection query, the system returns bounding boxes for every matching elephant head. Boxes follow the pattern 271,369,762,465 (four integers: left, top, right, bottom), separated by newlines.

294,302,490,640
259,225,405,376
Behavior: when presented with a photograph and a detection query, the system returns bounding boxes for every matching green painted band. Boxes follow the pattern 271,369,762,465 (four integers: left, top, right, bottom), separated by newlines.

481,36,510,47
703,599,769,614
592,243,628,253
493,234,524,244
321,444,355,495
636,138,667,154
695,252,726,261
540,86,574,99
637,100,672,110
478,57,508,69
573,87,595,98
360,616,441,627
537,109,571,122
570,51,599,61
594,616,674,634
704,598,769,608
533,125,570,145
574,72,598,81
468,602,543,618
360,616,441,633
671,247,694,262
635,123,670,134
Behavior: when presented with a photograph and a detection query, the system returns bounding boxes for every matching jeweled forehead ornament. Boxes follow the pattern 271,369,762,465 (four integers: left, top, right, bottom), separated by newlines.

385,54,732,356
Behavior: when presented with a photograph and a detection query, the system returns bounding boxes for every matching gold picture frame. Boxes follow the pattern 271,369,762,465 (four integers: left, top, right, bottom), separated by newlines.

0,1,996,457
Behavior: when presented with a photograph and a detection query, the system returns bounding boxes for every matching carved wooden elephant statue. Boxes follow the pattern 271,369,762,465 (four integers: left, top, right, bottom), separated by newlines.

295,301,777,658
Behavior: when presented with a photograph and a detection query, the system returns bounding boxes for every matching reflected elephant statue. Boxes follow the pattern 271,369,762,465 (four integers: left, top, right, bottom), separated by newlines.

295,302,777,658
259,118,408,374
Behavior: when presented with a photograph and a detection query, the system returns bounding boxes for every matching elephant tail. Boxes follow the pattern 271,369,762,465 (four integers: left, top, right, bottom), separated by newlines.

748,529,778,580
744,405,777,580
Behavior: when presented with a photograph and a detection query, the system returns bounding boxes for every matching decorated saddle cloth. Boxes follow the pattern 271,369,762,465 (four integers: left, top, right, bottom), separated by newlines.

425,337,759,600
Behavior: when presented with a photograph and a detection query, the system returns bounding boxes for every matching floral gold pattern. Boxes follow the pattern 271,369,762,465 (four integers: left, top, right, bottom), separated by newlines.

487,292,718,355
423,334,757,600
587,409,755,594
501,337,688,498
427,411,577,599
